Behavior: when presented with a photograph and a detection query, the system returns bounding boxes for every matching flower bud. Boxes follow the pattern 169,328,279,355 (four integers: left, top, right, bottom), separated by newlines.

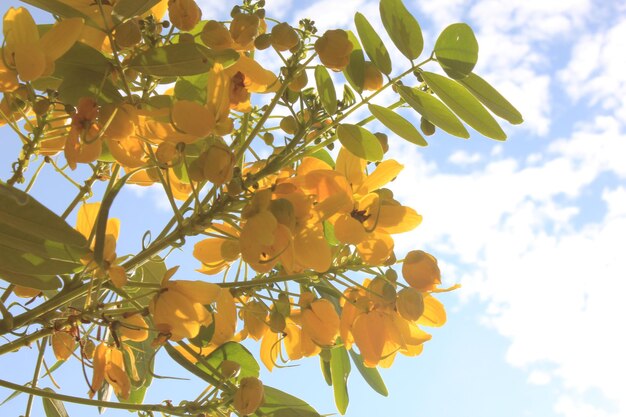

268,310,286,333
81,339,96,359
254,33,272,50
270,22,299,51
279,115,297,134
114,19,142,48
402,250,441,291
420,117,436,136
13,285,41,298
396,287,425,321
156,141,179,165
204,142,235,185
230,13,260,48
168,0,201,31
233,377,264,416
220,359,241,378
363,61,383,91
288,70,308,92
52,331,75,361
201,20,233,50
374,132,389,153
314,29,353,71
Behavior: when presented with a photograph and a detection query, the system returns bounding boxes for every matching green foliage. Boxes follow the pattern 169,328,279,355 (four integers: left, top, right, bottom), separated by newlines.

380,0,424,60
434,23,479,79
336,124,384,161
421,71,507,140
315,65,338,115
397,85,470,138
369,103,427,146
331,346,351,414
459,73,524,124
0,184,88,289
355,12,392,75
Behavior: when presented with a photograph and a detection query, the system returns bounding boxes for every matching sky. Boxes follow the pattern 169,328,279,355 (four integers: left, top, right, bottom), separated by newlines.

1,0,626,417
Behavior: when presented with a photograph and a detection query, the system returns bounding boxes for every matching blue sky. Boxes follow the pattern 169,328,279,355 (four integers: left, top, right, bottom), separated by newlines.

2,0,626,416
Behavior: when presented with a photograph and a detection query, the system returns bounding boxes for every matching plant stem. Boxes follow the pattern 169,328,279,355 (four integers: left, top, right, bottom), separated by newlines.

0,377,212,416
24,338,47,417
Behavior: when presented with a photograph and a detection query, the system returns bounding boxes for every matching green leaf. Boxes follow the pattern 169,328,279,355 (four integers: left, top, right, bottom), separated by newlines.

54,43,121,105
164,343,222,386
323,220,339,247
208,48,240,69
344,31,365,94
122,337,155,405
309,149,335,168
380,0,424,60
113,0,161,22
129,43,215,77
21,0,87,19
42,388,69,417
421,71,507,140
348,349,388,397
320,356,332,386
434,23,479,80
396,85,469,138
336,124,384,161
199,342,260,380
331,347,351,414
260,386,321,417
0,184,89,289
368,104,427,146
354,12,391,75
458,73,523,124
315,65,337,115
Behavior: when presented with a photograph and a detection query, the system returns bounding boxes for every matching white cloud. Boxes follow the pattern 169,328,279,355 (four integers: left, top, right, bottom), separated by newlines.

558,18,626,124
448,150,482,165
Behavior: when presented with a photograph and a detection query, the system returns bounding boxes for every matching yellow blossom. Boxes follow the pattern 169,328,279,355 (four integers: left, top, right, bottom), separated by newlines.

149,279,220,342
314,29,353,71
168,0,201,31
2,8,83,82
402,250,441,291
90,343,131,400
233,376,264,416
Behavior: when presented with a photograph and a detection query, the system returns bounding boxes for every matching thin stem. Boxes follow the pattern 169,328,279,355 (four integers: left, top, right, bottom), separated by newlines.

0,377,212,416
0,327,53,356
24,338,47,417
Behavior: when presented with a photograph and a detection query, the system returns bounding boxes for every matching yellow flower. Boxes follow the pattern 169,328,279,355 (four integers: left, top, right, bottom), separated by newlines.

210,288,238,346
229,12,261,50
363,61,383,91
65,97,102,170
314,29,353,71
118,313,149,342
90,343,131,400
52,331,75,361
168,0,202,31
225,55,280,112
402,250,441,291
339,279,433,368
2,8,83,82
194,222,241,275
149,279,220,342
170,63,233,138
299,293,340,346
270,22,299,51
240,300,269,341
0,51,19,92
12,285,40,298
233,376,264,416
201,20,234,50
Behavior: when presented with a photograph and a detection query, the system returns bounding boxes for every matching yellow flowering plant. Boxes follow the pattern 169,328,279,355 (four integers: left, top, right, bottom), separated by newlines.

0,0,523,416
